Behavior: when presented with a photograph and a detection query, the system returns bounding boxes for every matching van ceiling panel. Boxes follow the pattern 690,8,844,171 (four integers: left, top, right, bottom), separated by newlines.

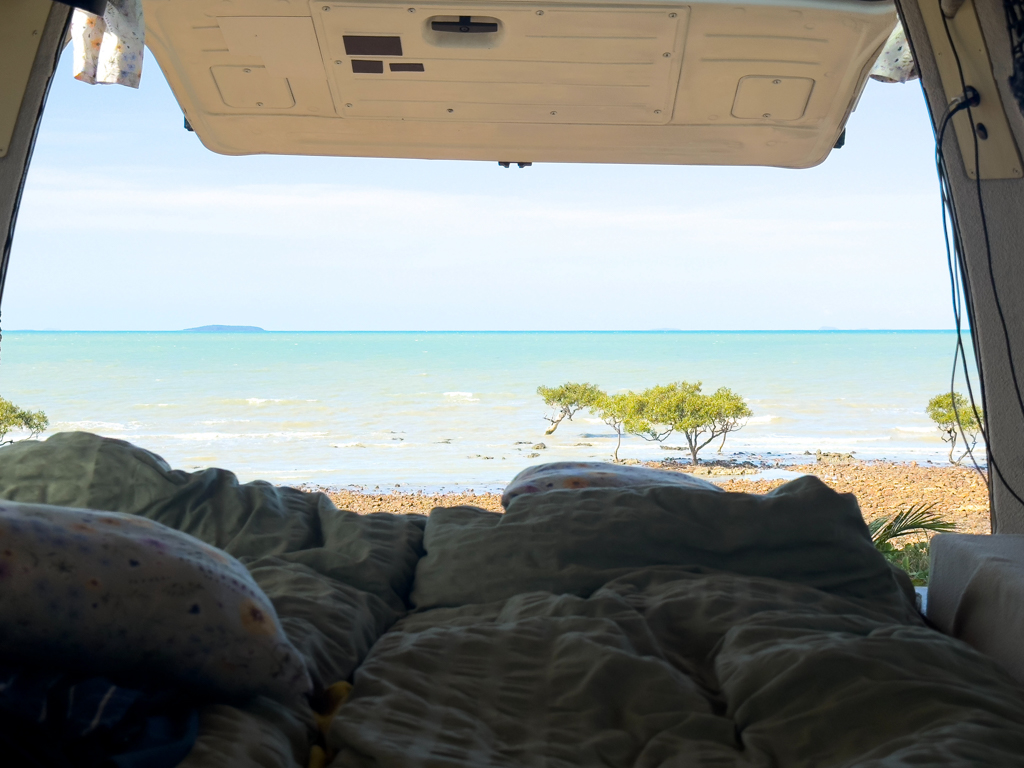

317,5,688,124
143,0,897,167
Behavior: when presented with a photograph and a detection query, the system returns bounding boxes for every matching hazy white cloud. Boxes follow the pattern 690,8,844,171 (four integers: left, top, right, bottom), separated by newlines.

18,170,928,246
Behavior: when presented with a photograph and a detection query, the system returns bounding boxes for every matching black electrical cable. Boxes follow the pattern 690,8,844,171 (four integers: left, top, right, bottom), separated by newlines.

938,15,1024,500
934,105,985,477
935,102,988,478
931,10,1024,511
937,103,983,475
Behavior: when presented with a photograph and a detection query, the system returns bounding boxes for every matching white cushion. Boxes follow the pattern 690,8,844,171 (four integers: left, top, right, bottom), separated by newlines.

928,533,1024,683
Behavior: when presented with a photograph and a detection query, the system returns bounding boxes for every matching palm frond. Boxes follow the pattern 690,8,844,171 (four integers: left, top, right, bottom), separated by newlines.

867,518,887,539
871,502,956,548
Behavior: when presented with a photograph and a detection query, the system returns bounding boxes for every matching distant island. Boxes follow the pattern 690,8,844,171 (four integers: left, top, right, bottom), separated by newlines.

183,325,266,333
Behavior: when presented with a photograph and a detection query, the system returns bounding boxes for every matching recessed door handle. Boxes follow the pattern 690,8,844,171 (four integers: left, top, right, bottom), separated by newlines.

431,16,498,33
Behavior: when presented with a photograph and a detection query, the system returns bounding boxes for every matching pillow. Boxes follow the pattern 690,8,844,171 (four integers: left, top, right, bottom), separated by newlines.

0,432,426,612
501,461,721,508
412,476,915,619
0,500,312,700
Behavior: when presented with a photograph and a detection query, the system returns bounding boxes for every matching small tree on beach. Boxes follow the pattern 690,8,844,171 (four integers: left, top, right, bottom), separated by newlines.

536,380,751,464
0,397,49,445
537,382,605,435
623,383,684,445
595,392,640,462
926,392,983,465
635,382,751,465
705,387,753,456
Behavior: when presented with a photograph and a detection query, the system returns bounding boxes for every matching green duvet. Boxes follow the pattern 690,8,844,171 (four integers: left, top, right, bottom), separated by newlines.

2,432,1024,767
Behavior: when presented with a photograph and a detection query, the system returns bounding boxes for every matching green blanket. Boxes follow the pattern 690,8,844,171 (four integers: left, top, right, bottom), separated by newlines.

3,432,1024,768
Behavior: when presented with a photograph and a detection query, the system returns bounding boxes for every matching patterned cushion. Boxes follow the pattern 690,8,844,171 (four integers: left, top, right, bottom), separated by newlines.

501,461,721,508
0,500,311,700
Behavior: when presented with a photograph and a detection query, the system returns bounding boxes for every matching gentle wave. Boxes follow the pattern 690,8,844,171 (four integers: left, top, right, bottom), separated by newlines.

147,431,332,441
443,392,479,402
58,420,138,431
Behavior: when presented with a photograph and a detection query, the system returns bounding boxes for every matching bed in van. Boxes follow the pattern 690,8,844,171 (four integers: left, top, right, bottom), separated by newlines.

3,1,1024,766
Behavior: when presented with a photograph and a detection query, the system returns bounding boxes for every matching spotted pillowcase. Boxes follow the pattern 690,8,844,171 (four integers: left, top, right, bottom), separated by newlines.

0,501,311,700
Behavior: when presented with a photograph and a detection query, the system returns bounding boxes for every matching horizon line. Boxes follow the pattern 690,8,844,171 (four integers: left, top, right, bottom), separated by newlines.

4,328,966,333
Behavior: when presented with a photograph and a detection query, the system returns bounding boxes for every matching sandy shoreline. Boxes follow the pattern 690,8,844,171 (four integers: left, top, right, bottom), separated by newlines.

314,460,991,536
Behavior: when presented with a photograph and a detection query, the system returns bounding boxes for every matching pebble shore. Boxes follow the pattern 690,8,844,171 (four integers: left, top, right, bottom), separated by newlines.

315,461,990,535
711,462,989,535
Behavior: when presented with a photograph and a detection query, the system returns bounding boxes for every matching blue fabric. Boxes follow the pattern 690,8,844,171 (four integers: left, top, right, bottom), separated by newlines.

0,662,198,768
65,679,142,737
110,710,200,768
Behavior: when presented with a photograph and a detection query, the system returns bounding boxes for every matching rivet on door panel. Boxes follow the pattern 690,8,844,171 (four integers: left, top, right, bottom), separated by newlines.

731,76,814,120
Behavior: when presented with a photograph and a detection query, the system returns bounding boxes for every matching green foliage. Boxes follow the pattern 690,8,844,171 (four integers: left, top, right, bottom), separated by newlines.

884,542,932,586
926,391,984,465
628,381,752,465
870,503,956,587
623,383,697,443
869,502,956,549
593,391,642,462
0,397,49,444
537,382,604,435
536,379,751,464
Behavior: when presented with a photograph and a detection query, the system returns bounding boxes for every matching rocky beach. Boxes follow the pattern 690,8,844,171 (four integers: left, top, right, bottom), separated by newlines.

317,459,991,537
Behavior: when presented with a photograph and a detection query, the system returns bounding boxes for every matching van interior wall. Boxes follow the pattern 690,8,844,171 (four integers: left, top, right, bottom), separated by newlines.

898,0,1024,533
0,2,71,309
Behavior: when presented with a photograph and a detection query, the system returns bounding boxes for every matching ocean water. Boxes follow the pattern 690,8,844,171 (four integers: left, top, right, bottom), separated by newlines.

0,331,979,491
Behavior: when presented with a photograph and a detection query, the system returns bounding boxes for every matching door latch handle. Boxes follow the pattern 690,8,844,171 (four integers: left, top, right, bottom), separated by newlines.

431,16,498,33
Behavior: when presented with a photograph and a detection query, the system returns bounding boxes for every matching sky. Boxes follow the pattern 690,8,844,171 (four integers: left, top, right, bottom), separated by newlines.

4,46,950,331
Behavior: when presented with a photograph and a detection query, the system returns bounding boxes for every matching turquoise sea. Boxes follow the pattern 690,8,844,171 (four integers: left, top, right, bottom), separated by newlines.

0,331,979,490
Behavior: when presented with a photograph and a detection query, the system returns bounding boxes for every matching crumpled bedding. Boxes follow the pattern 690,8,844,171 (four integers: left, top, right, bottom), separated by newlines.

411,480,919,614
330,571,1024,767
3,432,1024,767
330,486,1024,767
0,433,425,768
